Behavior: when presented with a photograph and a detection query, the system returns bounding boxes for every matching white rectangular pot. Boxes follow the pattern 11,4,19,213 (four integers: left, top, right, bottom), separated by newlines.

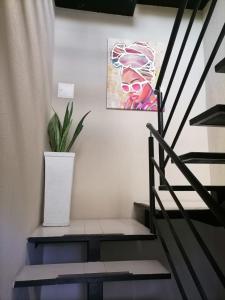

43,152,75,226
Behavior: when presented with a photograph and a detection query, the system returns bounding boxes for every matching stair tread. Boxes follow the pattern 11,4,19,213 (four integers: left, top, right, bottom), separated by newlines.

134,201,208,211
159,185,225,191
215,57,225,73
178,152,225,164
29,219,155,243
134,202,221,226
14,260,170,287
190,104,225,127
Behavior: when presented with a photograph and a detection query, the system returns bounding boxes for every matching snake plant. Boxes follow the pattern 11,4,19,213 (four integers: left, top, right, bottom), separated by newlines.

48,102,90,152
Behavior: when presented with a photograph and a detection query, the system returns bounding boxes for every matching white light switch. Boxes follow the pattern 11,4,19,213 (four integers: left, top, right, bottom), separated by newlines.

57,82,74,99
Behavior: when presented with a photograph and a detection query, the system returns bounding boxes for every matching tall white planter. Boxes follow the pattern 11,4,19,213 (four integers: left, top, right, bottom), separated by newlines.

43,152,75,226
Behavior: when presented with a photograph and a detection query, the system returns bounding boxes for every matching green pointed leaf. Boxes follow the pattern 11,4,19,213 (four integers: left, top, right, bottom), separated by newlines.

53,111,62,136
55,124,61,151
48,114,58,151
62,103,70,135
59,120,72,152
48,103,90,152
68,102,73,121
66,111,91,152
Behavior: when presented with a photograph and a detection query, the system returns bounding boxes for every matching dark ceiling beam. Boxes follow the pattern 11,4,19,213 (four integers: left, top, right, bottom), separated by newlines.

55,0,137,16
137,0,210,10
54,0,210,16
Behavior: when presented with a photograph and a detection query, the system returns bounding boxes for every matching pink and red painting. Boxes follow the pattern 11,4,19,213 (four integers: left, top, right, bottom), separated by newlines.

107,39,164,111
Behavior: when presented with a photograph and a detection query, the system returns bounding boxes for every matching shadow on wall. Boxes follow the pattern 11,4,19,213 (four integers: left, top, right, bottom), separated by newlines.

55,6,134,26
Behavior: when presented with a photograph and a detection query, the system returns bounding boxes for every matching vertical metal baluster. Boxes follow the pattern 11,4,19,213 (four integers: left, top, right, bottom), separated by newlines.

157,91,165,185
155,0,188,91
149,135,156,233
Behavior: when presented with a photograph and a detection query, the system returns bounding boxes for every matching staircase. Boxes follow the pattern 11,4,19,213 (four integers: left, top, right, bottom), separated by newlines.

145,0,225,295
14,219,172,299
134,0,225,298
13,0,225,299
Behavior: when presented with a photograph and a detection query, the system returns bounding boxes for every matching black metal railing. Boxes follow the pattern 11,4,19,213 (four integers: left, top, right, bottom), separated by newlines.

160,0,202,111
148,124,225,228
162,0,218,137
149,124,225,278
153,218,189,300
153,187,209,300
164,22,225,166
148,124,225,299
146,0,225,298
155,0,188,92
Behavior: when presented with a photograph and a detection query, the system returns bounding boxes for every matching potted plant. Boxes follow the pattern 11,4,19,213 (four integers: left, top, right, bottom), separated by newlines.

43,102,90,226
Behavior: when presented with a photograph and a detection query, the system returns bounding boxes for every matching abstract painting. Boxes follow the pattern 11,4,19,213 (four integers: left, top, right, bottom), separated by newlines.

107,39,164,111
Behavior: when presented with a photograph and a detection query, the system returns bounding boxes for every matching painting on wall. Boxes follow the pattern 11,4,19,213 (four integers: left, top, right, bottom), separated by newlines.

107,39,165,111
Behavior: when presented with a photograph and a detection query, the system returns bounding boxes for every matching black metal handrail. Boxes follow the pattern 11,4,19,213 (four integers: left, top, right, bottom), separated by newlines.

162,0,217,137
148,136,155,233
146,1,225,298
151,156,225,288
147,123,225,228
147,124,225,298
157,92,165,183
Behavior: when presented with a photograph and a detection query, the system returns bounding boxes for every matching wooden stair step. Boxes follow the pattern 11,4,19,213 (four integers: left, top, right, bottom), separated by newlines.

14,260,171,287
215,57,225,73
177,152,225,164
189,105,225,127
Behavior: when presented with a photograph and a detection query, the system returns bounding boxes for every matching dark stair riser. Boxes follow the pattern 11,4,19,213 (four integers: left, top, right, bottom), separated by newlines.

134,202,221,226
177,152,225,164
190,105,225,127
159,185,225,205
215,58,225,73
28,234,156,262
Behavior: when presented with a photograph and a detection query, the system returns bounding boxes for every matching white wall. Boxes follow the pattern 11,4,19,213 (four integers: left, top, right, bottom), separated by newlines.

53,4,210,219
203,0,225,184
0,1,54,299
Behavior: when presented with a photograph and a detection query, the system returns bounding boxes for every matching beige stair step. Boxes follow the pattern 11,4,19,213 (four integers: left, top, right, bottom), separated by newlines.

28,219,156,243
14,260,171,287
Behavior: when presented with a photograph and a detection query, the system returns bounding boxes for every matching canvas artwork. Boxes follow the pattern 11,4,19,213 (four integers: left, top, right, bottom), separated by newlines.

107,39,165,111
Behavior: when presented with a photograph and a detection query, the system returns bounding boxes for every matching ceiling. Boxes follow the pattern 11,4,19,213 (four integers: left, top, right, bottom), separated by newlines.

54,0,210,16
